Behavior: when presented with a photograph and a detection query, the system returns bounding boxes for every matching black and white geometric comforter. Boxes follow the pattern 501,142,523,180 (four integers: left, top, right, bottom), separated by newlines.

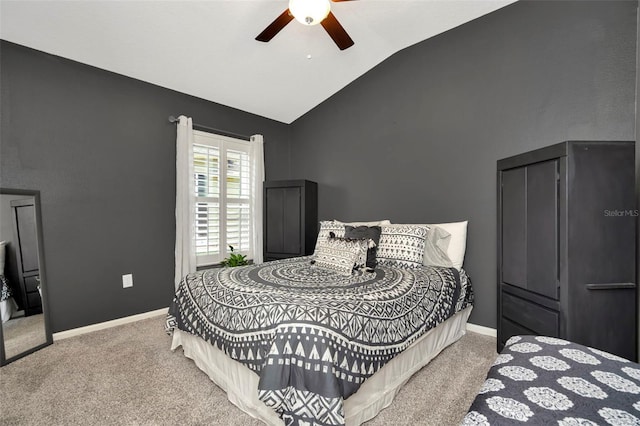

0,275,12,302
166,256,473,426
463,335,640,425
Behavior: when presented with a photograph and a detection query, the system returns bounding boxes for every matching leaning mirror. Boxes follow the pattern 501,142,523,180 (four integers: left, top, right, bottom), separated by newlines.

0,188,52,365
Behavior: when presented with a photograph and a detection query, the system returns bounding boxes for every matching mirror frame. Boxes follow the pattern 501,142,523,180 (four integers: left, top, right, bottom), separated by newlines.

0,188,53,366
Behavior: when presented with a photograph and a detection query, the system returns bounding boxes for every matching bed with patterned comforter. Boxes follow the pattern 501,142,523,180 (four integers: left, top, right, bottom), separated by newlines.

463,335,640,425
166,256,473,426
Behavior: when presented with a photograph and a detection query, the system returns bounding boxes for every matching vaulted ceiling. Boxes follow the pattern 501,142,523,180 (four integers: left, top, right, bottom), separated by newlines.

0,0,516,123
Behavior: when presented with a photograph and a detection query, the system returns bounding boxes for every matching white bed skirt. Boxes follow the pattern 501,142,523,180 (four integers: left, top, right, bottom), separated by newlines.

0,298,16,323
171,306,472,426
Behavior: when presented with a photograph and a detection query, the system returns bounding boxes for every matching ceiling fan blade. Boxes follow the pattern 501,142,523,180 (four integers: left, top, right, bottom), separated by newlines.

321,11,354,50
256,9,294,42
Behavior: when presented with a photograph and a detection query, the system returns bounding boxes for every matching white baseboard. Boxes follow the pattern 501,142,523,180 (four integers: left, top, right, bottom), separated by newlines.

53,307,169,341
466,322,497,337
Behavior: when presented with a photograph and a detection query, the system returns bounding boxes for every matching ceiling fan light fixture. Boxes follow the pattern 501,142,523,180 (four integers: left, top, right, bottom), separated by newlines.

289,0,331,26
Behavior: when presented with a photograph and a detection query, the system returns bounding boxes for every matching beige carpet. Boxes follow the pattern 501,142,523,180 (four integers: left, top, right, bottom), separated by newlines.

3,313,47,359
0,316,496,426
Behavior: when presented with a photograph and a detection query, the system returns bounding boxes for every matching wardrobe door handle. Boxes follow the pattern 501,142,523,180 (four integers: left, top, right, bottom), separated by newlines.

585,282,636,290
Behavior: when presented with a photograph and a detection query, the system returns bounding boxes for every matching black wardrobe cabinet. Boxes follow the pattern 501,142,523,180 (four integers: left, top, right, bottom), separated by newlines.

264,180,318,262
497,141,636,360
11,198,42,316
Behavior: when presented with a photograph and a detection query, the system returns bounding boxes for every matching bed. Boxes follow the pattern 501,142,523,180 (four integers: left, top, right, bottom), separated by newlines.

463,335,640,425
167,221,472,426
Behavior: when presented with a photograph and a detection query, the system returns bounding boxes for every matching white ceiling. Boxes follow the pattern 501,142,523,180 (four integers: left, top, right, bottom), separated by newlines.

0,0,516,124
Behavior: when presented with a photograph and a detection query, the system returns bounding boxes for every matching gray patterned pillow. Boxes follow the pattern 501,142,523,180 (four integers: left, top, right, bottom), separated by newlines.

313,220,346,255
314,237,369,276
339,236,373,270
324,233,371,270
376,224,429,268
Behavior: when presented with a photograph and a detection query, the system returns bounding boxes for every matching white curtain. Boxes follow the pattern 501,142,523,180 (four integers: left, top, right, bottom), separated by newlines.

174,116,196,289
250,134,265,264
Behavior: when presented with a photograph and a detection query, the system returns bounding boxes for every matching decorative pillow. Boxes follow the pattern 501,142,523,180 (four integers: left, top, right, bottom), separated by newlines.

314,237,369,276
332,234,372,270
423,226,453,267
376,224,429,268
344,225,382,269
313,220,346,255
314,220,391,257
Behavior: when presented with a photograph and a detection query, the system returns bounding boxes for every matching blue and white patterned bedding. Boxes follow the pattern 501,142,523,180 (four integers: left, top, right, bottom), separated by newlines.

463,335,640,425
167,256,473,426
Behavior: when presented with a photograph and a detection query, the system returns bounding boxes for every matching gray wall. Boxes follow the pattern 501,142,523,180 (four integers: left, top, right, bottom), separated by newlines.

288,0,638,328
1,0,637,333
0,41,291,332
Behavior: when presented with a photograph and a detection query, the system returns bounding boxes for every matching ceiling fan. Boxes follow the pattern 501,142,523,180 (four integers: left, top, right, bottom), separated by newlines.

256,0,356,51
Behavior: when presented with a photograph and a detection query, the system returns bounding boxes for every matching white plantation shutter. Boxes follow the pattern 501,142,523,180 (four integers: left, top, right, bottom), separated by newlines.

193,144,220,263
225,149,251,253
192,131,253,266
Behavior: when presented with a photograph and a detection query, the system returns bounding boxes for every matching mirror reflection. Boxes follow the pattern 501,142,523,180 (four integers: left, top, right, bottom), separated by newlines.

0,192,49,362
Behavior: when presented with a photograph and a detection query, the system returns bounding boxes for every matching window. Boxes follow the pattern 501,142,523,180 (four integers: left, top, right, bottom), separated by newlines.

193,131,252,266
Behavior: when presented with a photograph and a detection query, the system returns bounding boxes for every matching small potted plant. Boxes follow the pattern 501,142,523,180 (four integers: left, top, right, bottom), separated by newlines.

222,245,248,267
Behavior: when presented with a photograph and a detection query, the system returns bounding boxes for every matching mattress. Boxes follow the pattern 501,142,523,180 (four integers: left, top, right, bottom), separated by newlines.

172,305,472,426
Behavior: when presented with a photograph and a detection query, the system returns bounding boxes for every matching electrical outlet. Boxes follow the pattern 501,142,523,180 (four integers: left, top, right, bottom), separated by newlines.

122,273,133,288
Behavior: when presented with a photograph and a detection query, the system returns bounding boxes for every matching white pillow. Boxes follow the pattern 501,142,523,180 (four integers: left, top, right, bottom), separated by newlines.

393,221,467,270
427,221,467,270
423,226,453,268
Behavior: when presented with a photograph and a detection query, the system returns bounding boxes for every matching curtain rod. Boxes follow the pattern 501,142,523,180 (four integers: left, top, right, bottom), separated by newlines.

168,115,251,141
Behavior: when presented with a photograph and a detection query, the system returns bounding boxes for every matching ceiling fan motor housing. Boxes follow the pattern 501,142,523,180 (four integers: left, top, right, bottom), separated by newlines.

256,0,355,50
289,0,331,26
